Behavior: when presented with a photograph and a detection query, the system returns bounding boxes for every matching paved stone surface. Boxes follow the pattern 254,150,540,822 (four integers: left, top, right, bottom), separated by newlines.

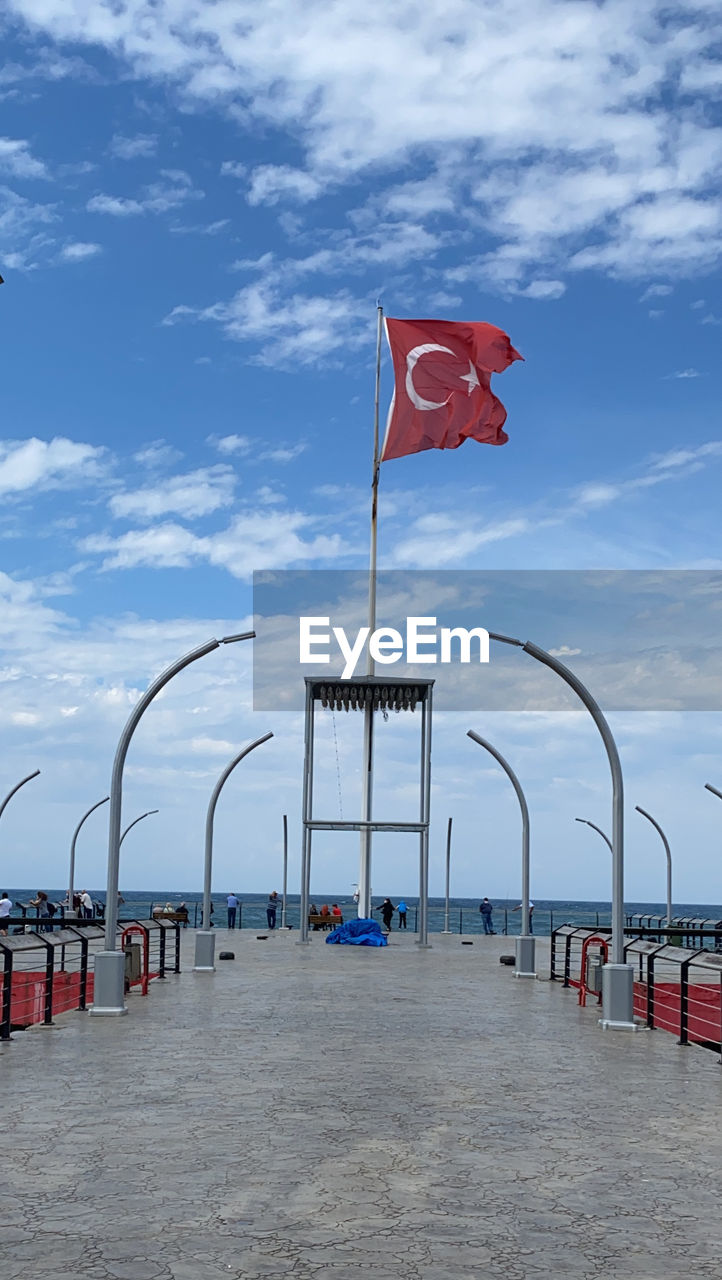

3,929,722,1278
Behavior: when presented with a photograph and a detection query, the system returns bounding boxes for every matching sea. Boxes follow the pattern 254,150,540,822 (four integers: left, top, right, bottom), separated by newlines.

5,891,722,936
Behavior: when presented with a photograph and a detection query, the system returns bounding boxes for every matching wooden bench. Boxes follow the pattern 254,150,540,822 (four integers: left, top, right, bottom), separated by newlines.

151,911,188,924
309,914,343,931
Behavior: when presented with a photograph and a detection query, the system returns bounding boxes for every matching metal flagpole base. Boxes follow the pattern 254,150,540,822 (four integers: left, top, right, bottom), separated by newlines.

599,963,639,1030
89,951,128,1016
193,931,216,971
513,934,537,978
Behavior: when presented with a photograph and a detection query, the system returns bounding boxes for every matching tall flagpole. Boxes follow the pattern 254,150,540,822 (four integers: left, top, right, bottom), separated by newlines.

358,302,384,918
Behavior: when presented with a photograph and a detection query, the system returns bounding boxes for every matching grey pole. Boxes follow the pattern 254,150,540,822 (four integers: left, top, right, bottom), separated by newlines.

416,685,432,948
68,796,109,915
299,685,314,944
705,783,722,801
634,806,672,927
119,809,159,848
0,768,40,824
282,813,288,929
194,731,273,971
91,630,255,1016
467,731,535,977
575,817,613,853
442,817,453,933
489,632,635,1029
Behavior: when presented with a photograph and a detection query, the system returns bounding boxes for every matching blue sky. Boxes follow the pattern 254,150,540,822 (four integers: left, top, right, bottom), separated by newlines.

1,1,721,902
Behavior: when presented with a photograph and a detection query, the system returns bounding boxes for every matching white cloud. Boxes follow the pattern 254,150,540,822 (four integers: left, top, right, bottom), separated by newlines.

87,171,202,218
649,442,722,472
518,280,565,300
261,443,307,463
640,284,674,301
9,0,722,294
247,164,322,206
109,466,236,521
0,437,105,497
169,218,229,236
165,281,370,367
663,368,702,380
59,241,102,261
82,510,347,576
87,193,144,217
0,137,48,180
220,160,246,178
133,441,184,467
208,434,252,456
109,133,158,160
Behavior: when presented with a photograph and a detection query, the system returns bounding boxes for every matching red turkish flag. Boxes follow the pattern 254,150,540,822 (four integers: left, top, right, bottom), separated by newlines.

380,317,522,462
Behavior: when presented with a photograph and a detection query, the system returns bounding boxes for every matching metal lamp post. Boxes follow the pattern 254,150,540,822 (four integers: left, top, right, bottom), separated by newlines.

634,806,672,927
282,813,288,929
489,632,635,1030
705,783,722,802
0,769,40,824
468,731,535,977
575,816,613,853
194,731,273,972
90,631,255,1016
119,809,159,847
442,817,453,933
68,796,109,915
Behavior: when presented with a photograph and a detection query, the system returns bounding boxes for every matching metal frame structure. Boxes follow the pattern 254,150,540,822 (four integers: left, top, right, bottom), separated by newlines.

299,676,434,946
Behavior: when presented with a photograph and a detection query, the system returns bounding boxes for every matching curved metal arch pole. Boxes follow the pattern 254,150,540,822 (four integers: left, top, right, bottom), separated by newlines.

194,732,273,972
705,783,722,802
467,731,535,977
91,629,255,1016
489,632,635,1029
69,796,109,913
0,769,40,824
634,806,672,928
575,817,613,853
119,809,159,848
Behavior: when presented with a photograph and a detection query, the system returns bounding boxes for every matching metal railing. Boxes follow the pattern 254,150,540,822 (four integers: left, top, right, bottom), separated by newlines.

550,923,722,1057
0,924,107,1039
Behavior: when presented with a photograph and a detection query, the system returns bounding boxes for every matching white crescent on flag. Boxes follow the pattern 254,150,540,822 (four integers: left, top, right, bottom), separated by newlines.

405,343,455,410
405,343,481,410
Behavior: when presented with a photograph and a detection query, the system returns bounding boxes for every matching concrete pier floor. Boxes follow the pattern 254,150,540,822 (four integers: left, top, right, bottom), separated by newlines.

3,929,722,1279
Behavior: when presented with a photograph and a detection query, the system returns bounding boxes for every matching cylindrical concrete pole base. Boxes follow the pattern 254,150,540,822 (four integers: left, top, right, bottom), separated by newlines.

514,934,536,977
193,931,216,971
600,963,638,1030
89,951,127,1016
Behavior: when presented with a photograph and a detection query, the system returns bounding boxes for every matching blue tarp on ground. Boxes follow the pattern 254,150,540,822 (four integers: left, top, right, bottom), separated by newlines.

325,918,387,946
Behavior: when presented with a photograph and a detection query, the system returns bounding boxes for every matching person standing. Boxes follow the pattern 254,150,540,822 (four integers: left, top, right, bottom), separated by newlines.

227,893,239,929
0,893,12,936
80,890,94,920
266,891,280,930
376,898,395,932
397,900,408,929
30,891,52,930
479,898,495,935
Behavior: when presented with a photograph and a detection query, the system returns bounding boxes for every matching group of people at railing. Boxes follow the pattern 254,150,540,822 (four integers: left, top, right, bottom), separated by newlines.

0,888,114,935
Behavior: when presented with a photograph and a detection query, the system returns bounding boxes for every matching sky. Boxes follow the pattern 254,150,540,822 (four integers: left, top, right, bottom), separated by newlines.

1,0,722,903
